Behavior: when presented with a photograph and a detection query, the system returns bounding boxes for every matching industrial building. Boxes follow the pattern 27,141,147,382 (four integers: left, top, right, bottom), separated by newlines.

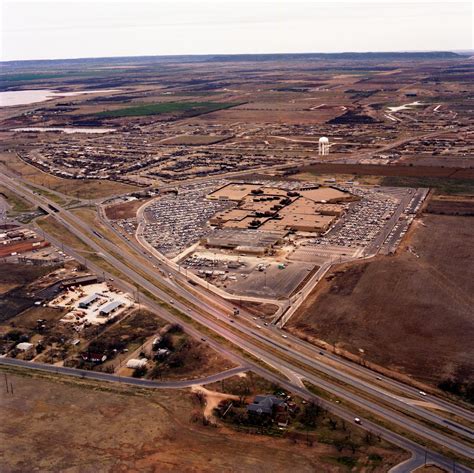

98,300,123,317
78,293,100,308
203,229,285,254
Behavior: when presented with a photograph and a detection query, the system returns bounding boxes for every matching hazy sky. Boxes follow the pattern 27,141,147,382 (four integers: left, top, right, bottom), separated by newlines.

1,0,472,61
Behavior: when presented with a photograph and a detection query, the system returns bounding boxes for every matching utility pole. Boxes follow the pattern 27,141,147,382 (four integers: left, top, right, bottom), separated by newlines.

4,374,9,394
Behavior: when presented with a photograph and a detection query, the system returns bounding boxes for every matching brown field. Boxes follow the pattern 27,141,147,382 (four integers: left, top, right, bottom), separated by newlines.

0,262,53,295
0,152,137,199
425,197,474,216
104,199,149,220
0,369,407,473
288,215,474,387
4,305,67,331
235,301,279,318
299,163,474,180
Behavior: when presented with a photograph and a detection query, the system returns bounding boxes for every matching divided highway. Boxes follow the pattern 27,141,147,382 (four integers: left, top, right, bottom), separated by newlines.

1,171,473,472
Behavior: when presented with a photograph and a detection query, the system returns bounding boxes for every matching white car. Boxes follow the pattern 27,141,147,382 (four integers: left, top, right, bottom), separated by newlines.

354,417,362,425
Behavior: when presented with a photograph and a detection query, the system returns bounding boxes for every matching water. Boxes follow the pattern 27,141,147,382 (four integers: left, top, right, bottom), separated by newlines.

0,89,120,107
12,127,116,134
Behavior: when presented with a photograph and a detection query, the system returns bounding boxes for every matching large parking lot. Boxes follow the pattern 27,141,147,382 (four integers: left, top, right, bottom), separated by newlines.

181,249,314,299
141,180,426,300
142,180,233,257
303,186,427,255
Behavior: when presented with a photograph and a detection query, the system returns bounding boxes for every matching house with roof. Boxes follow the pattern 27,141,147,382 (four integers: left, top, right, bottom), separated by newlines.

247,395,289,426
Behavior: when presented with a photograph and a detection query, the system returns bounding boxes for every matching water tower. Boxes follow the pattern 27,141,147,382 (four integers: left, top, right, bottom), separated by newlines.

318,136,330,156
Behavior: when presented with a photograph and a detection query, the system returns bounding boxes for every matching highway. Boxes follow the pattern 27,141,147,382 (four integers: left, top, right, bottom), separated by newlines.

1,171,473,471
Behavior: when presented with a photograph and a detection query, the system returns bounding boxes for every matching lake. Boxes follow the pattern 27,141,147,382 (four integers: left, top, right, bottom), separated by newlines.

12,127,116,134
0,89,120,107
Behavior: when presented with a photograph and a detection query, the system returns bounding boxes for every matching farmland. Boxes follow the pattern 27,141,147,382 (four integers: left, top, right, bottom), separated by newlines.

96,101,242,118
288,214,474,392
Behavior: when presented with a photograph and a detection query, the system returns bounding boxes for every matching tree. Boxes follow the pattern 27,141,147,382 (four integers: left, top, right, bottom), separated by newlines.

132,366,147,378
300,401,321,428
150,363,163,379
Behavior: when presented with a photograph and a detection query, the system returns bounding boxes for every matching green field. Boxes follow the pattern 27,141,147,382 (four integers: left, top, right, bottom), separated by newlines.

96,101,241,118
381,176,474,195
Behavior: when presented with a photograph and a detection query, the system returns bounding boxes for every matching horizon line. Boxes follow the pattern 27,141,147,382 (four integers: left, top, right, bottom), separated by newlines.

2,49,472,65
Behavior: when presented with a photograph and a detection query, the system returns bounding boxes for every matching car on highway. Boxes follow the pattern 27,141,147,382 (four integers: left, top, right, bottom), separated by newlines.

256,325,262,329
354,417,362,424
419,391,427,396
169,299,174,304
281,334,288,339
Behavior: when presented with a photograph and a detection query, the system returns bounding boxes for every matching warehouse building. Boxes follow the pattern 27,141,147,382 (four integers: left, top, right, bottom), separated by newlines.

78,293,100,309
98,300,123,317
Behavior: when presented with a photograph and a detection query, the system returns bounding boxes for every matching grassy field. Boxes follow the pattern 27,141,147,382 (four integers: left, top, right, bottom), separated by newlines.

381,176,474,195
0,369,407,472
288,214,474,391
294,166,474,195
0,185,34,214
159,134,232,145
36,216,91,254
0,152,137,199
96,101,241,118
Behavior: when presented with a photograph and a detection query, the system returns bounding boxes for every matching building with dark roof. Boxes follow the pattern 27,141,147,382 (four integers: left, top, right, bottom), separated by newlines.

247,395,287,416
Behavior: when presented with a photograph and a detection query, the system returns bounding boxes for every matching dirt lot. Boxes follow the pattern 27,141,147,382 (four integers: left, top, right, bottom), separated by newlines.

104,198,148,220
235,301,279,318
425,196,474,216
288,215,474,388
0,369,407,472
